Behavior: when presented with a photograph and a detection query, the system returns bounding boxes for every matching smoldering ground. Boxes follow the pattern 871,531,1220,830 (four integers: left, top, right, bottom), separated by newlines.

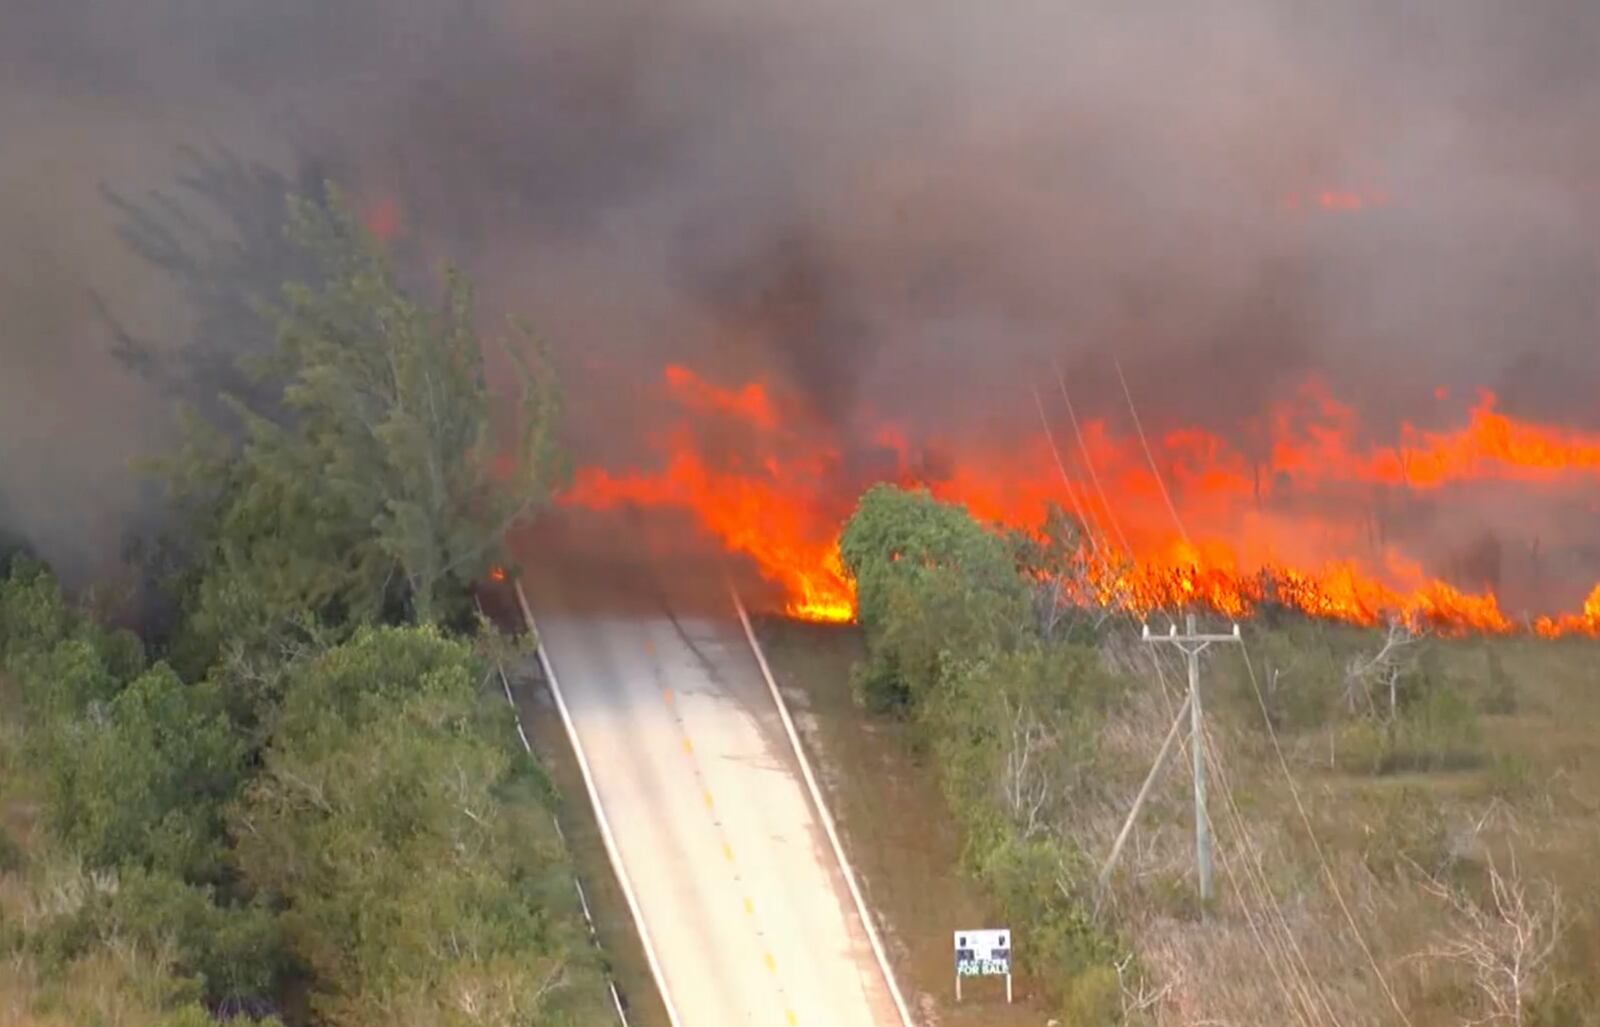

2,0,1597,593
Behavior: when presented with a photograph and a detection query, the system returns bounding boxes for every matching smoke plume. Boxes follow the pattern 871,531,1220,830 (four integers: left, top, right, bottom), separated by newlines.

2,0,1597,599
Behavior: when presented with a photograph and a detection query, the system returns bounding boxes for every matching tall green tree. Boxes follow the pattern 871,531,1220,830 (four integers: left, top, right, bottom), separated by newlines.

169,188,564,675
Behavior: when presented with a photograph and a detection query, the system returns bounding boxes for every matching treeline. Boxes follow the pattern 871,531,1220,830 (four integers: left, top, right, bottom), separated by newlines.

0,189,600,1025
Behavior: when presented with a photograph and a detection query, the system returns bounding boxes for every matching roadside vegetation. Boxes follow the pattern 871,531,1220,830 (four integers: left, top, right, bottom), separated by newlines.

0,185,599,1025
764,483,1600,1026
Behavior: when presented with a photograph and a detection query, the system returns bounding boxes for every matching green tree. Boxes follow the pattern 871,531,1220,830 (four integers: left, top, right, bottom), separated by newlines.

167,187,564,676
39,664,243,881
234,627,601,1026
28,865,284,1015
838,485,1029,712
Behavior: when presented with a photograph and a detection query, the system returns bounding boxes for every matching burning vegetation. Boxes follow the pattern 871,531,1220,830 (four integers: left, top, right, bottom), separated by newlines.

564,365,1600,636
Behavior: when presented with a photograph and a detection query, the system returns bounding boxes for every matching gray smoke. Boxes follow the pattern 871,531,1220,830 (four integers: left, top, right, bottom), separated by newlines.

2,0,1598,600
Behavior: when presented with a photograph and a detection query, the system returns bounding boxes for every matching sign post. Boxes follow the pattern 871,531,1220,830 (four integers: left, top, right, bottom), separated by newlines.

953,928,1012,1003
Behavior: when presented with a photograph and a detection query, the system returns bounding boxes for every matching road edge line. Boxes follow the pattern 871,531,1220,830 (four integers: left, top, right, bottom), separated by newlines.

730,585,919,1027
490,655,631,1026
514,579,684,1027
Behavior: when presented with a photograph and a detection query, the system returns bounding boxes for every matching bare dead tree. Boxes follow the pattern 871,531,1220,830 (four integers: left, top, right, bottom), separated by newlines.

1414,849,1562,1026
999,691,1055,837
1032,570,1074,641
1116,951,1174,1021
1344,618,1419,719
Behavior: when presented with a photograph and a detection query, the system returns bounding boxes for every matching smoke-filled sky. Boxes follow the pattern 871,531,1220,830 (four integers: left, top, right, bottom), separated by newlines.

3,0,1598,584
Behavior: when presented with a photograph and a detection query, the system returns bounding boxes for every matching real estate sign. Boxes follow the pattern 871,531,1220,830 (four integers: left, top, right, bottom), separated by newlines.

953,928,1012,1002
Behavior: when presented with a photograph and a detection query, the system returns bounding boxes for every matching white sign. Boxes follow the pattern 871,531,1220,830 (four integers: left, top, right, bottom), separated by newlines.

954,928,1011,977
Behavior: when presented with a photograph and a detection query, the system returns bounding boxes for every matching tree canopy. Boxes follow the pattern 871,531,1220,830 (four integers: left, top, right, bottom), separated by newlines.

0,179,594,1026
167,188,564,677
235,627,601,1026
838,484,1029,711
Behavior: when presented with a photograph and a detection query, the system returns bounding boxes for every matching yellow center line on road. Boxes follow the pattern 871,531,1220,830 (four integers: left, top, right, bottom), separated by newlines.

648,627,802,1025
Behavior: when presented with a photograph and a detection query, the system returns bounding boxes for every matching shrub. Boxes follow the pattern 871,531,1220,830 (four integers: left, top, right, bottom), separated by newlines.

39,666,243,880
1478,648,1519,715
971,832,1119,1003
1332,689,1483,775
1060,963,1122,1026
1483,751,1534,800
233,626,601,1022
1387,687,1483,772
1359,786,1451,880
1236,625,1343,731
29,868,284,1011
0,824,22,874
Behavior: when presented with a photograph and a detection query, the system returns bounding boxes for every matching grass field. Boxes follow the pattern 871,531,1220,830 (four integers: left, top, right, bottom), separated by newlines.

756,615,1600,1026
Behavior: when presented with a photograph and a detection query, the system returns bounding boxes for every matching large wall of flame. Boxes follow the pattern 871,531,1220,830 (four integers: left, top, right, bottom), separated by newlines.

1,0,1598,597
563,366,1600,630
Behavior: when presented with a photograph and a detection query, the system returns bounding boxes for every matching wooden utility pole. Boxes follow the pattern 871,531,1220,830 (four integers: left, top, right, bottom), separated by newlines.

1142,615,1240,906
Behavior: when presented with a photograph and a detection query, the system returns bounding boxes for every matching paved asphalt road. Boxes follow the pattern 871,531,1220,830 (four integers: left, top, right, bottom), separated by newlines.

522,555,899,1027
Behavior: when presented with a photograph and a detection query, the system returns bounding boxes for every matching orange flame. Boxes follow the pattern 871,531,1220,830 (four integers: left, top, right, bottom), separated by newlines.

1532,584,1600,639
564,366,1600,634
663,364,779,430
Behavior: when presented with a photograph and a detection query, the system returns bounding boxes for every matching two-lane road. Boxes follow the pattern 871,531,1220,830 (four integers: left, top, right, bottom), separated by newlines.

524,558,899,1026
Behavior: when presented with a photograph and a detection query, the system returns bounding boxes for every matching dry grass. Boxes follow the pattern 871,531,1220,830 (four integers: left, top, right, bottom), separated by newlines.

0,943,192,1027
1127,630,1600,1027
759,618,1600,1027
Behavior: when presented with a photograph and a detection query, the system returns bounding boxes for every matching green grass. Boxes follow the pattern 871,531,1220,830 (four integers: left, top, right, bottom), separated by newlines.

756,619,1043,1026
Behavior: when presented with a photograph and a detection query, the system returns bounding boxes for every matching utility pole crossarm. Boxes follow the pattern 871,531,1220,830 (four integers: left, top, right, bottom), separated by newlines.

1142,622,1242,645
1141,613,1241,908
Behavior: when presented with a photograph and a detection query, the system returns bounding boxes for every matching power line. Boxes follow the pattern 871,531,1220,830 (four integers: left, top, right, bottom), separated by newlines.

1113,355,1191,547
1200,714,1344,1027
1104,361,1411,1026
1148,648,1331,1027
1140,615,1241,906
1030,383,1104,558
1052,358,1134,557
1238,641,1415,1027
